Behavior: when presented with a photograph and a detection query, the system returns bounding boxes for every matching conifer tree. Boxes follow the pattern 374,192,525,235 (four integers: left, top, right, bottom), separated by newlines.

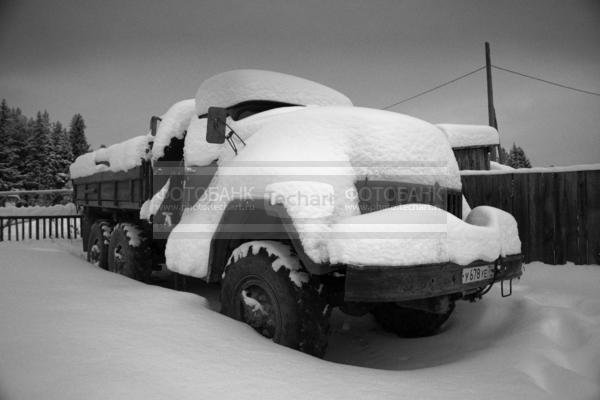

506,143,532,169
25,111,54,188
51,121,73,187
0,100,86,190
69,114,89,158
0,99,17,190
9,107,30,189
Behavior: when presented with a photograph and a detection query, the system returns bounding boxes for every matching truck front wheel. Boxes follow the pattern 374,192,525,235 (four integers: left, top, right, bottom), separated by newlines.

372,300,455,337
107,223,152,282
86,220,113,269
220,243,330,357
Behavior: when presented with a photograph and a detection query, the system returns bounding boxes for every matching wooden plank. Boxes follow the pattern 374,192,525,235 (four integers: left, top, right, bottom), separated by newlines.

129,179,134,203
135,179,142,203
584,170,600,265
563,172,581,264
527,173,541,262
512,173,529,262
460,176,475,206
554,173,568,264
577,172,587,264
541,173,557,264
492,174,512,213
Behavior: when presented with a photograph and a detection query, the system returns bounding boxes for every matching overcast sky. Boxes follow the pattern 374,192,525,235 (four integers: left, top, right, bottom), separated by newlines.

1,0,598,166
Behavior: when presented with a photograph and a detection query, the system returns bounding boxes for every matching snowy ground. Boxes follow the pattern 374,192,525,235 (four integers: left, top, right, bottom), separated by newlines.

0,240,599,400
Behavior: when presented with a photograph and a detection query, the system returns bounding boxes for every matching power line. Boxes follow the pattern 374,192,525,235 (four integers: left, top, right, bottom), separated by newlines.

492,65,600,97
381,66,485,110
380,63,599,110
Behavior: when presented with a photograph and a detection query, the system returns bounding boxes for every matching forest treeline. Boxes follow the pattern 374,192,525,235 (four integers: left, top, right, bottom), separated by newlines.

0,98,532,191
0,99,89,191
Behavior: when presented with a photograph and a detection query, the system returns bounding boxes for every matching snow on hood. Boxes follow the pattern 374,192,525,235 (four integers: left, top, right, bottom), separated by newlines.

194,69,352,116
436,124,499,148
184,106,305,167
166,106,464,277
185,106,462,188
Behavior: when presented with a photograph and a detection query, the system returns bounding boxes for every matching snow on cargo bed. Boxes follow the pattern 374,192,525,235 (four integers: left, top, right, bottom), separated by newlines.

2,241,600,400
166,106,464,277
436,124,499,148
327,204,520,266
70,135,151,179
194,69,352,116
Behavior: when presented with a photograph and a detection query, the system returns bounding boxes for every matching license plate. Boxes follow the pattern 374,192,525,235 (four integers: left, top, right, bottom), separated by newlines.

462,265,494,284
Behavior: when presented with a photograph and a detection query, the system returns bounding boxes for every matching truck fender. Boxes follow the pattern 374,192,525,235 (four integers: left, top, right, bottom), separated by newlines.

205,199,336,282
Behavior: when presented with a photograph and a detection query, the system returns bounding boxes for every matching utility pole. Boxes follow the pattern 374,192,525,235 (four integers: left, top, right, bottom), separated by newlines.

485,42,499,161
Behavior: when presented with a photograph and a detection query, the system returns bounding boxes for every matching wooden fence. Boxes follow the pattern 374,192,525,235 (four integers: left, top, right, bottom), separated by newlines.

462,169,600,265
0,215,81,242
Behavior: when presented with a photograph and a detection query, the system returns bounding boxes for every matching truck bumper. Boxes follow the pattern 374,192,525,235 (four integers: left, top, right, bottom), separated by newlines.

343,254,523,303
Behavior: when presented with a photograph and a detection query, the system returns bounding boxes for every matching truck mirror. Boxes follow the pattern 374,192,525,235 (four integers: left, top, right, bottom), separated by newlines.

150,116,162,137
206,107,228,144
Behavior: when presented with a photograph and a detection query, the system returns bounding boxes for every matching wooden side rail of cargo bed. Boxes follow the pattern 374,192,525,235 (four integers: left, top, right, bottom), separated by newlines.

73,163,151,210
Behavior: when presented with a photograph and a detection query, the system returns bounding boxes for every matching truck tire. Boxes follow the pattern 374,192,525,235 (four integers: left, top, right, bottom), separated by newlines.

86,220,113,269
372,301,455,338
107,222,152,282
220,243,330,357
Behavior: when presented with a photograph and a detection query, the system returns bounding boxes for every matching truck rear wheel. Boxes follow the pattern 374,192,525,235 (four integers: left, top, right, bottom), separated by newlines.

372,301,455,337
220,243,330,357
107,222,152,282
86,220,113,269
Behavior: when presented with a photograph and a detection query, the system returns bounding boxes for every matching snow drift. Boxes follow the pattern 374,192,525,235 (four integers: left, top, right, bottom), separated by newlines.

1,240,598,400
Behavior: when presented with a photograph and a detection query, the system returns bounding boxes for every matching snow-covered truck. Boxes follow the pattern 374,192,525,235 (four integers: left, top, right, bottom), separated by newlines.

71,70,523,357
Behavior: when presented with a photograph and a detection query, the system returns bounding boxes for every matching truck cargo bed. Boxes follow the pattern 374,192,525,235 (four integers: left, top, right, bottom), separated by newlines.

73,162,152,210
